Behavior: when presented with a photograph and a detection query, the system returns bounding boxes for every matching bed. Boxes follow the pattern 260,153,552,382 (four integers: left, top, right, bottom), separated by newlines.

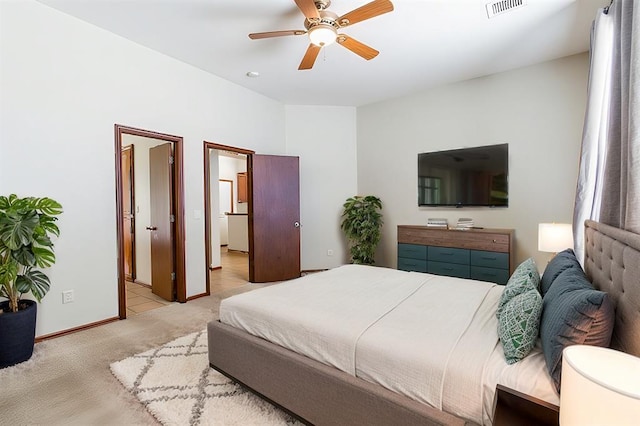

207,220,640,425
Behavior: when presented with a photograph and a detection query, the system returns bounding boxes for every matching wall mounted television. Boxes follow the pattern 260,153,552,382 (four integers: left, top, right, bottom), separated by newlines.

418,143,508,207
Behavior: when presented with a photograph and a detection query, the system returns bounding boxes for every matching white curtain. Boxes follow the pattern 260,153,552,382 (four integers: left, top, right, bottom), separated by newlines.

573,8,614,265
598,0,640,233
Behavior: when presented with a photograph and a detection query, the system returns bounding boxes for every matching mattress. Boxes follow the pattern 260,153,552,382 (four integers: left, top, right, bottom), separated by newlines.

219,264,558,425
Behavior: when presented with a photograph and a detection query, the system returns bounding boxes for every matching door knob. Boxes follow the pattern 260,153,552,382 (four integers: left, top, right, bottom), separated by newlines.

294,221,300,228
146,226,157,231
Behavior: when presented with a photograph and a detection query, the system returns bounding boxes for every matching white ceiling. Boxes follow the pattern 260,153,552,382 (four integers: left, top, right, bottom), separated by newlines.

37,0,606,106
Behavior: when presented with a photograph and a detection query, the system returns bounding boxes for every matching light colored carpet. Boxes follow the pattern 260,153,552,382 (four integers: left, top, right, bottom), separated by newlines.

0,284,267,425
111,329,300,426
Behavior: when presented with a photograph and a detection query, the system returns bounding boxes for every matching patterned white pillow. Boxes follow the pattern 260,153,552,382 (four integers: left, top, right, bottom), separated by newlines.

498,289,543,364
496,257,540,319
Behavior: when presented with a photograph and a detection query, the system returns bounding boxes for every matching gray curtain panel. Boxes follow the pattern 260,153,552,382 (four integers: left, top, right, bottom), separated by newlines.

599,0,640,233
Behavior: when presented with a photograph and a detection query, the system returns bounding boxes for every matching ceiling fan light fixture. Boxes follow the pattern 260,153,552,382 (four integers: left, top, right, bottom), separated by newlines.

308,25,337,46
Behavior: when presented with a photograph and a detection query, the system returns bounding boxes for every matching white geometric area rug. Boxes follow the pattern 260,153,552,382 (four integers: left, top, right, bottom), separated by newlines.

110,330,302,426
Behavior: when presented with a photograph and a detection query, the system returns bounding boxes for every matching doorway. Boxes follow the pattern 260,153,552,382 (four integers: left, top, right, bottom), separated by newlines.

204,142,253,294
204,142,302,288
115,125,187,319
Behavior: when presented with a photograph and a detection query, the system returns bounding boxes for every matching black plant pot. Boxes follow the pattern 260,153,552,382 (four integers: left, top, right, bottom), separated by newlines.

0,300,37,369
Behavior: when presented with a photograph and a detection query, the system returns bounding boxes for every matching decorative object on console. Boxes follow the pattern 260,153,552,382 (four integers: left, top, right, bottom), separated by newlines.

427,218,448,228
560,345,640,426
455,217,474,229
538,223,573,255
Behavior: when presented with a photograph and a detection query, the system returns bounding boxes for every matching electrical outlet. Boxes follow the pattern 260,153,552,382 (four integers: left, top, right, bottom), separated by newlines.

62,290,74,304
327,249,334,256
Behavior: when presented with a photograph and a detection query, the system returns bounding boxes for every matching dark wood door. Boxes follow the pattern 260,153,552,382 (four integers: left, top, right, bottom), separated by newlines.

249,154,300,283
149,143,175,301
121,145,135,281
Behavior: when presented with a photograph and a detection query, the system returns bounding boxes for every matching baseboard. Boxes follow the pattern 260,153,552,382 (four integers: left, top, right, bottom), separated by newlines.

187,292,209,301
209,266,222,271
35,316,120,343
301,269,328,275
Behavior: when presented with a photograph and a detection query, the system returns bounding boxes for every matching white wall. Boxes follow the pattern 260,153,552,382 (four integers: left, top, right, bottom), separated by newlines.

285,105,358,269
357,54,589,271
0,1,286,337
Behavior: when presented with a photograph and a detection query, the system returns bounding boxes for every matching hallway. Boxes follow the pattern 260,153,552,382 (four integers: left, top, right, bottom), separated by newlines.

210,246,249,293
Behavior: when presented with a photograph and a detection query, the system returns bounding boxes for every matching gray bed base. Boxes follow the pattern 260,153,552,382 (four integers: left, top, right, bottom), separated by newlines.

207,320,466,425
208,220,640,425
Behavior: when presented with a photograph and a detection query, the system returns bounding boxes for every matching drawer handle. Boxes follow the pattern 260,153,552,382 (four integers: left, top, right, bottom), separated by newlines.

440,253,454,256
443,267,454,271
481,273,497,277
493,239,497,243
481,256,497,261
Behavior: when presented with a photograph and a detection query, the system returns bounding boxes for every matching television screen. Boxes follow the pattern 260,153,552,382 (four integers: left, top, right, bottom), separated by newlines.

418,143,508,207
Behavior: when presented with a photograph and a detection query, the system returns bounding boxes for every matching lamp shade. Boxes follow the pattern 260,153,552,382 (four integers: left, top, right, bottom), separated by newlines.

560,345,640,425
538,223,573,253
308,25,337,46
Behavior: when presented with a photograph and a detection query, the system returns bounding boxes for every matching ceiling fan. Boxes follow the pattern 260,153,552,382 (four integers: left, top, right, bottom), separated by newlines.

248,0,394,70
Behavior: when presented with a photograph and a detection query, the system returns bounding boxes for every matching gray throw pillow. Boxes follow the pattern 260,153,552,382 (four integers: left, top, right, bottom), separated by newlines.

540,267,614,392
497,258,540,319
540,249,582,296
498,289,543,364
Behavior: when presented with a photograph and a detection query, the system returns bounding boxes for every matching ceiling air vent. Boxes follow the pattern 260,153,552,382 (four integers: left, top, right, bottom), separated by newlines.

486,0,527,19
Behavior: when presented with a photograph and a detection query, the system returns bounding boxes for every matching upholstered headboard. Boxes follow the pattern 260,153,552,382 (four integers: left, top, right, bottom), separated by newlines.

584,220,640,357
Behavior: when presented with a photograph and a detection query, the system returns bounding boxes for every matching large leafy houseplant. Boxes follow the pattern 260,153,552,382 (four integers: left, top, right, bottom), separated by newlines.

0,194,63,313
340,195,383,265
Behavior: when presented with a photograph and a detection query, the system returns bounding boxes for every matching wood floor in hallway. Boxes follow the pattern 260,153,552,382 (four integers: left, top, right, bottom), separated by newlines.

210,246,249,293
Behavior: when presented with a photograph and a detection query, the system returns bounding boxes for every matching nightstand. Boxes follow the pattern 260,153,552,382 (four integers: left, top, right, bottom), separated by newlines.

493,384,559,426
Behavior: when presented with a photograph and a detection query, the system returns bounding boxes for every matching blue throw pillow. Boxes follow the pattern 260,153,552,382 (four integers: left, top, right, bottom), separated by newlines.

540,267,614,392
540,249,582,296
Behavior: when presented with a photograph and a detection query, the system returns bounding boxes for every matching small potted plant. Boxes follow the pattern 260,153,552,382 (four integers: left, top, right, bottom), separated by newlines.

340,195,383,265
0,194,62,368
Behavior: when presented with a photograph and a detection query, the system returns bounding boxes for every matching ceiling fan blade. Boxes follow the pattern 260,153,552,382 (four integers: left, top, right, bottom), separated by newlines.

337,0,394,27
299,44,321,70
337,35,379,60
249,30,306,40
294,0,320,20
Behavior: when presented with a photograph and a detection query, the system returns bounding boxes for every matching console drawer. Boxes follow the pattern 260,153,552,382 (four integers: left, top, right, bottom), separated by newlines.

428,261,470,279
398,257,427,273
470,266,509,285
428,246,469,265
470,250,509,270
398,243,427,260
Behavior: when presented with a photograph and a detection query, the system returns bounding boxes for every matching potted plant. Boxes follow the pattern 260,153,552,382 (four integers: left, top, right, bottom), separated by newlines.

340,195,383,265
0,194,62,368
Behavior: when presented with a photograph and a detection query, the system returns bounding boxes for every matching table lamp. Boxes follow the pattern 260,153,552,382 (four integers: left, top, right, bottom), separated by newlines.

560,345,640,425
538,223,573,255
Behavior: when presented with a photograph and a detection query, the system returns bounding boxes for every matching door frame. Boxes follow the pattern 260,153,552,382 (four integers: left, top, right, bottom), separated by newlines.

115,124,187,319
203,141,254,294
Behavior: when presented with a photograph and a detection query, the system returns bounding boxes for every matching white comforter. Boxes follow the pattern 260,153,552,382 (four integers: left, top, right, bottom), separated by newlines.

219,265,558,425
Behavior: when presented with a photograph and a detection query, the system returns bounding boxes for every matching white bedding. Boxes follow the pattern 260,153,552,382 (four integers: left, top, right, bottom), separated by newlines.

219,264,559,425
